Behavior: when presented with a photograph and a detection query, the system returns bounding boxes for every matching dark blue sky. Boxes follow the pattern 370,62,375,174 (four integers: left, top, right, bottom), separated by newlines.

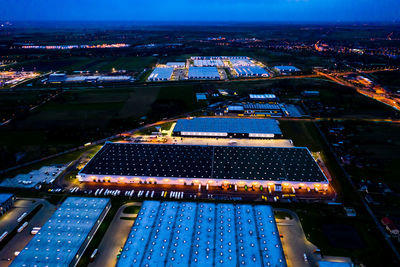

2,0,399,22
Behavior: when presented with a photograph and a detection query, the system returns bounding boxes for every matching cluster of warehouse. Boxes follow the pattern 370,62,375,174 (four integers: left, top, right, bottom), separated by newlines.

78,142,328,189
48,73,134,83
0,193,15,216
148,56,269,81
172,117,282,138
11,197,110,267
117,201,286,267
224,94,304,117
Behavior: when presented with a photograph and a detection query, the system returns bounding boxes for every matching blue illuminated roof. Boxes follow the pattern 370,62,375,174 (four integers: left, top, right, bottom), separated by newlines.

173,117,282,135
0,193,14,205
11,197,110,267
117,201,286,267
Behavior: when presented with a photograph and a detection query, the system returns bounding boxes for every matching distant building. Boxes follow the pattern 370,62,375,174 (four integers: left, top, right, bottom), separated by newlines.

274,66,300,74
148,67,174,81
344,207,356,217
233,66,269,77
188,67,220,80
166,62,186,68
243,103,283,117
48,73,67,83
196,93,207,101
0,193,15,216
249,94,277,103
226,105,245,114
302,90,320,97
381,217,400,235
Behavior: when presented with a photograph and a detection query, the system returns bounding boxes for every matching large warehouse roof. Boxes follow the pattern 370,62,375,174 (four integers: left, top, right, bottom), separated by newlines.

11,197,110,267
148,67,174,81
188,67,220,79
80,143,327,182
117,201,286,267
173,117,282,135
233,66,269,77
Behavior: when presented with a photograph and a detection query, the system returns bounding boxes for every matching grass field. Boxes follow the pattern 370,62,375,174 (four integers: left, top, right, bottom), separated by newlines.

9,56,157,73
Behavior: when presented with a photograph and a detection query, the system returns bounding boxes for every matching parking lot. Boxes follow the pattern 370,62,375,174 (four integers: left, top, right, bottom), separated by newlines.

0,198,56,266
0,165,66,188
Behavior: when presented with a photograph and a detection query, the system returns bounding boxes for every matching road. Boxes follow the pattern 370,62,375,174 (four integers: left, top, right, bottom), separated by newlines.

275,208,318,267
0,198,56,266
89,203,141,267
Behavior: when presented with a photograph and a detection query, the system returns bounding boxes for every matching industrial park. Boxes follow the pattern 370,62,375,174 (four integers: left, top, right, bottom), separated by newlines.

1,1,400,267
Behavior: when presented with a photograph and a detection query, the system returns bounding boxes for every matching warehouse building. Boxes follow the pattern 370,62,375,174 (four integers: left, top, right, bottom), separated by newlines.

244,103,284,117
78,142,328,189
273,66,300,74
188,67,220,80
0,193,15,216
148,67,174,81
249,94,277,103
229,57,254,66
233,66,269,77
191,57,224,67
166,62,186,68
11,197,110,267
172,117,282,138
117,201,286,267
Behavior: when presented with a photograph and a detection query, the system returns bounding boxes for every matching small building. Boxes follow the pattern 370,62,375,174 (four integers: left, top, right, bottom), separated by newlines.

302,90,320,97
226,105,245,114
196,93,207,102
344,207,356,217
0,193,15,216
249,94,277,103
274,66,300,74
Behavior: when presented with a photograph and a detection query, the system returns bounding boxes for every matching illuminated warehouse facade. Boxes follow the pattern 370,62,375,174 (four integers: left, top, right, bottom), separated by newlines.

78,142,329,189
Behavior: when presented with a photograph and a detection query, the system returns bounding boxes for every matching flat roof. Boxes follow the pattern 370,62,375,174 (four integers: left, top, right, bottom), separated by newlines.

244,103,282,110
188,67,220,79
117,201,286,267
166,62,185,67
318,262,353,267
0,193,14,205
80,143,327,182
11,197,110,267
249,94,277,99
234,66,269,76
273,66,300,71
148,67,174,80
173,117,282,135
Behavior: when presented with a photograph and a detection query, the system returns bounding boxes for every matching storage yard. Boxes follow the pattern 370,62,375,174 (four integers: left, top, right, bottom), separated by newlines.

117,201,286,267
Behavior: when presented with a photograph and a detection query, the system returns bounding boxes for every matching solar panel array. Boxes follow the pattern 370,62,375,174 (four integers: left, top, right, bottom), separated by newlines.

80,143,327,182
117,201,286,267
11,197,110,267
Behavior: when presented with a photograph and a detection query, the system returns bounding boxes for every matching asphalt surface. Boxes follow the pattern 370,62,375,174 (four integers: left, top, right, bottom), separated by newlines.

89,203,141,267
0,198,56,266
275,208,319,267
